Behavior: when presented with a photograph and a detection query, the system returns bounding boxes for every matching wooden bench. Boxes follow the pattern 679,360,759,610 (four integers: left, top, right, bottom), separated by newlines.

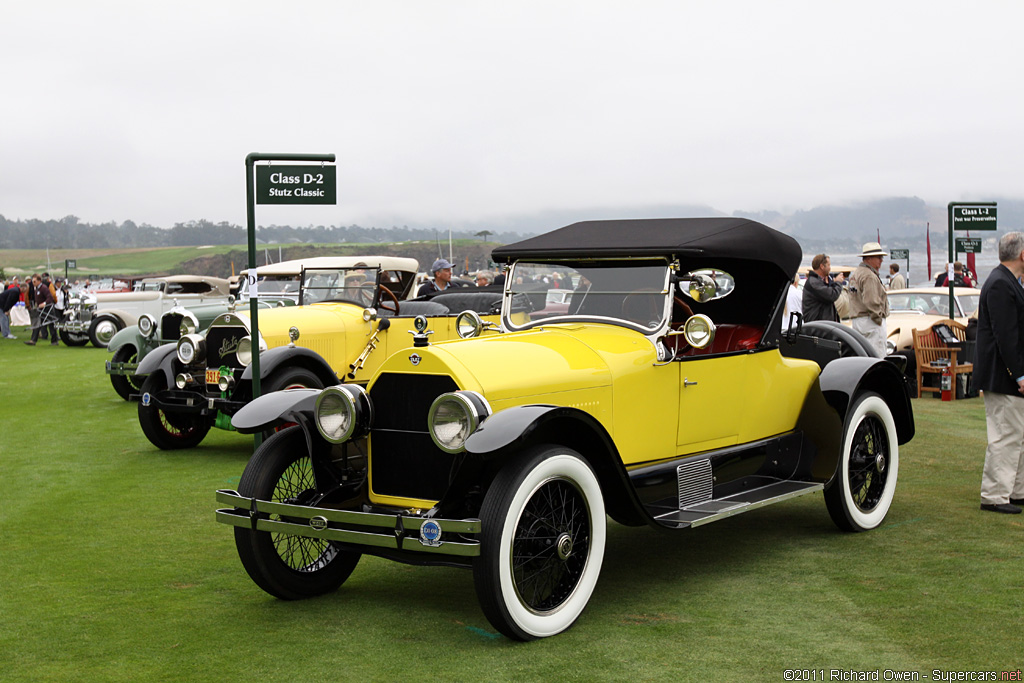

912,319,972,400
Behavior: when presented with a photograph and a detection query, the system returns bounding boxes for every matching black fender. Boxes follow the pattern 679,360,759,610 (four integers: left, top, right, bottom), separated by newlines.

818,356,915,446
135,344,178,385
240,345,338,387
461,404,649,527
231,387,321,434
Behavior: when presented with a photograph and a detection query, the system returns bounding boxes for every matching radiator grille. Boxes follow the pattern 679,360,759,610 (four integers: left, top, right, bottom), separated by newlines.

204,325,246,371
368,373,459,500
677,459,713,509
161,313,184,341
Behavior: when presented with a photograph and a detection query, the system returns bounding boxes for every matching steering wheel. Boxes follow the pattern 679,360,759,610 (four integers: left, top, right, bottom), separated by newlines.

378,285,399,315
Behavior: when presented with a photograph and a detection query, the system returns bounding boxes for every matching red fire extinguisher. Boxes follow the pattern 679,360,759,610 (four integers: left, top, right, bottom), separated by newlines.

941,364,953,401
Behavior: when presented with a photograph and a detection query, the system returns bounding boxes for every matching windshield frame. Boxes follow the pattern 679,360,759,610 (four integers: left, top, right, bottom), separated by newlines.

299,266,381,307
501,258,672,335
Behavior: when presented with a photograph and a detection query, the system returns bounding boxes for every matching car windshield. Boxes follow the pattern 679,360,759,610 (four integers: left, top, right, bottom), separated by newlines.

504,260,670,332
300,267,380,306
257,275,301,294
888,291,973,317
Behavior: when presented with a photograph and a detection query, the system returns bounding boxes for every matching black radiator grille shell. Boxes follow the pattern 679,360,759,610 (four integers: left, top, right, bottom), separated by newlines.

204,325,246,371
368,373,459,501
160,314,184,341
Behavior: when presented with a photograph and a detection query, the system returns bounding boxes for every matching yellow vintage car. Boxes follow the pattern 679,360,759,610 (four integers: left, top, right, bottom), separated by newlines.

215,218,914,640
135,255,513,449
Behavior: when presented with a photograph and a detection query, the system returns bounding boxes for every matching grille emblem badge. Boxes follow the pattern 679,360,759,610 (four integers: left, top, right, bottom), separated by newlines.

419,520,442,547
409,353,422,366
219,336,240,357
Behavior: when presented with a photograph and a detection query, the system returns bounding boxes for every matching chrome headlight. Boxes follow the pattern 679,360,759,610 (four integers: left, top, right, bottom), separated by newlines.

885,339,897,355
235,334,267,367
456,310,484,339
138,314,157,339
683,314,716,349
315,385,373,444
428,391,491,454
176,333,206,365
179,313,198,336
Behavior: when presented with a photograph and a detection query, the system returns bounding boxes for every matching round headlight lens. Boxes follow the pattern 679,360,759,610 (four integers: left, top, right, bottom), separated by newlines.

683,314,716,349
315,385,371,444
456,311,483,339
236,336,253,367
177,338,195,364
176,333,206,365
138,314,156,338
428,391,490,454
179,315,198,336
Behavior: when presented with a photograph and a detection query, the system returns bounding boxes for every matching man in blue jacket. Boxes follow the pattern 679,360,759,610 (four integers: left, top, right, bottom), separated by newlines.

976,231,1024,514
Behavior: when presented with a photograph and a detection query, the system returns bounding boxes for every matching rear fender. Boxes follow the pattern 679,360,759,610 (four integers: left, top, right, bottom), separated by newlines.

818,356,915,444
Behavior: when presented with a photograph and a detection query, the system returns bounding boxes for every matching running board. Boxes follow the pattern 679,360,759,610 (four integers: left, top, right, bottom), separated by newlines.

653,480,823,528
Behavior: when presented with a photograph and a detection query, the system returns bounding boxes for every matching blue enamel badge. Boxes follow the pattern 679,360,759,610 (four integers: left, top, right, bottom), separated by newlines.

419,520,442,547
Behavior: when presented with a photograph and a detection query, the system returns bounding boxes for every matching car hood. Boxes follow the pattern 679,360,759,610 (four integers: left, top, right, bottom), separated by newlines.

235,302,364,347
371,323,656,404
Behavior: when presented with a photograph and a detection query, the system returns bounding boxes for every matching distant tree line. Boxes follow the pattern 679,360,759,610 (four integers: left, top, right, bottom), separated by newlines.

0,215,526,250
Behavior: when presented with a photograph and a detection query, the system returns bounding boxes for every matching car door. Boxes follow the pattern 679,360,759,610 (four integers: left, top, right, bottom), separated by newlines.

676,353,749,454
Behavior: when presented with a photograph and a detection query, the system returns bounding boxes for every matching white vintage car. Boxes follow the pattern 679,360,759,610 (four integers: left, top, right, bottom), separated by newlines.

58,275,232,348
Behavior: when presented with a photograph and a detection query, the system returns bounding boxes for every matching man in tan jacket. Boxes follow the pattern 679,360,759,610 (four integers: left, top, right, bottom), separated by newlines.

848,242,890,356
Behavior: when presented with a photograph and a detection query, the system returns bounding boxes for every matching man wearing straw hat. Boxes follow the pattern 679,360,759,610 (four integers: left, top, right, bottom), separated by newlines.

848,241,890,356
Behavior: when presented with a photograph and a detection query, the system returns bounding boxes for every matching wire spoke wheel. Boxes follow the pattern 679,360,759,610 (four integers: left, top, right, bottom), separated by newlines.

270,456,339,573
825,392,899,532
234,426,360,600
512,478,590,613
847,415,889,512
474,446,606,640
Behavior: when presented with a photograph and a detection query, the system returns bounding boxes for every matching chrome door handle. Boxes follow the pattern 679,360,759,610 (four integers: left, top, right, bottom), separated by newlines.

683,378,698,387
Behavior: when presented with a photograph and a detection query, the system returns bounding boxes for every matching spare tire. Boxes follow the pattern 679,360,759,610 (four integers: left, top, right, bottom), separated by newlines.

801,320,881,359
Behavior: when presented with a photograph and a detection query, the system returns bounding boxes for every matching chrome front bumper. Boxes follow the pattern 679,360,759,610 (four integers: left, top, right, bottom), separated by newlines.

60,320,90,333
215,489,481,557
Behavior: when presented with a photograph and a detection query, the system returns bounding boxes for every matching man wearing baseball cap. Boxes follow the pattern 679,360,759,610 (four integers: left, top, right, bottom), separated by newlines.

418,258,461,297
847,241,891,356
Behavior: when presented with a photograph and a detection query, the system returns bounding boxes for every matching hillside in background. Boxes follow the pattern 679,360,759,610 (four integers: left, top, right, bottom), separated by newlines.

3,196,1022,279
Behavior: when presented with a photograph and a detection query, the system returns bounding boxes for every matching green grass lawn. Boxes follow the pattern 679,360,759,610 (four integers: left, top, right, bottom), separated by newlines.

1,336,1021,682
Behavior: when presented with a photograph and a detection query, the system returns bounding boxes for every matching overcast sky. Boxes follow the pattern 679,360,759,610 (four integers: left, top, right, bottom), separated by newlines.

2,1,1022,231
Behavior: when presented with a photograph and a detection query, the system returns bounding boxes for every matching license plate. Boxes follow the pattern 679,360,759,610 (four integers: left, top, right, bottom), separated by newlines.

206,369,220,385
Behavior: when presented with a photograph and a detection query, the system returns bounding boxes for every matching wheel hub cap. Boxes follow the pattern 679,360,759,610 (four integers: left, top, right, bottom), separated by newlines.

555,532,573,561
875,453,886,473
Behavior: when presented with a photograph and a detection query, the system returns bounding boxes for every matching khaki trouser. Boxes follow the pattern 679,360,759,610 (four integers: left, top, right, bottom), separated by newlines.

851,316,887,357
980,391,1024,505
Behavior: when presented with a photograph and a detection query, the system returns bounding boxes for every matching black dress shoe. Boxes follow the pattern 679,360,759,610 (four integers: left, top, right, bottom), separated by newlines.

980,503,1022,514
1010,498,1024,506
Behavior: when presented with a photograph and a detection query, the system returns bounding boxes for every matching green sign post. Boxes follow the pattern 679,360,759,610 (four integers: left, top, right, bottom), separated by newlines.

64,259,76,281
947,201,996,315
245,153,336,446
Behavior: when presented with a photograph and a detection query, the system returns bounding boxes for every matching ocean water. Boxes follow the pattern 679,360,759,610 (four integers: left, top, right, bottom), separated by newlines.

802,251,998,288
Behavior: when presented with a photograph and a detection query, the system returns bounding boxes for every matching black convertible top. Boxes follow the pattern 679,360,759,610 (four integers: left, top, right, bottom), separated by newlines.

492,218,801,276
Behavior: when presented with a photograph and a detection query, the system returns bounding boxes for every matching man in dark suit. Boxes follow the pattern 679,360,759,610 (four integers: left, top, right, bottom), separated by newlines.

975,231,1024,514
